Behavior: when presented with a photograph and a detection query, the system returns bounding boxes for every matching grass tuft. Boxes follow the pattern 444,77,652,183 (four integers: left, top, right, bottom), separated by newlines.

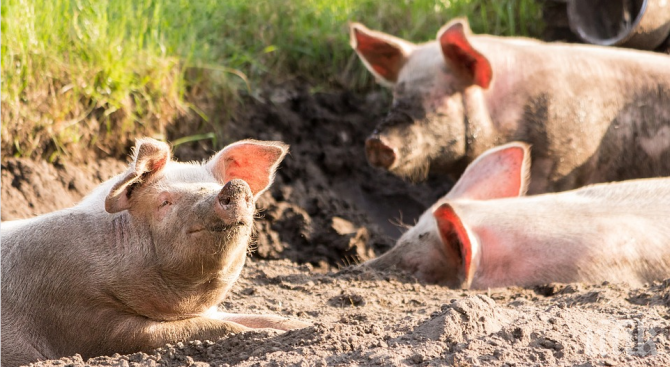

1,0,544,161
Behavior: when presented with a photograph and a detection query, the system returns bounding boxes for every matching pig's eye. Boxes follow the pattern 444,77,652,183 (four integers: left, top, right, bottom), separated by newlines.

159,200,171,208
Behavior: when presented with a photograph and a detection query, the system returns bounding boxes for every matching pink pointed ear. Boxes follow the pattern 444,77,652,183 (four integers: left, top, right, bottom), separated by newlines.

447,142,531,201
105,138,171,213
433,203,478,289
207,140,289,199
438,18,493,89
349,22,414,86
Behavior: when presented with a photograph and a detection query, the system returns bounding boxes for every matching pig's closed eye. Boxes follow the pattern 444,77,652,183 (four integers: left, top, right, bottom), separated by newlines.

157,192,173,209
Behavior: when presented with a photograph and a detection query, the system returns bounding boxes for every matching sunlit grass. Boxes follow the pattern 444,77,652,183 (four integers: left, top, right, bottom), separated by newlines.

1,0,543,161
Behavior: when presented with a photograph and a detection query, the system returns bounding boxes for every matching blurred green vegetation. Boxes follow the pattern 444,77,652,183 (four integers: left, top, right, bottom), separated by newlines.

1,0,544,161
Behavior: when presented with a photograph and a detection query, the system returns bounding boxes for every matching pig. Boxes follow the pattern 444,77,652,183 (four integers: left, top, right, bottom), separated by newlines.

1,138,309,367
350,18,670,193
362,142,670,289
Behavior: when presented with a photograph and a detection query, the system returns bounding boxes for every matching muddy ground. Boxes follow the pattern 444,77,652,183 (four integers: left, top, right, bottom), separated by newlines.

4,82,670,366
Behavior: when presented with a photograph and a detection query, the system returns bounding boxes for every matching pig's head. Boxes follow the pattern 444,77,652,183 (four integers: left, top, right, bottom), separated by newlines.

362,142,530,288
350,18,492,181
104,138,287,299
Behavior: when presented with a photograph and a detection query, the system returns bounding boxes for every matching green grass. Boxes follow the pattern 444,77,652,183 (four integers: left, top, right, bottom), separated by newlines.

1,0,544,161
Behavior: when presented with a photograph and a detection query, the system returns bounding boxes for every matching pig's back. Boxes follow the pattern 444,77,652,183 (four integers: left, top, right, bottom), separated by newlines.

474,34,670,71
570,177,670,206
459,178,670,288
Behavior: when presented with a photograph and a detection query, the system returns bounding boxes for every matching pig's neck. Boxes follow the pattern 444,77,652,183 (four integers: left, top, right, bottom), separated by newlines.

460,41,528,161
105,212,235,320
43,201,233,320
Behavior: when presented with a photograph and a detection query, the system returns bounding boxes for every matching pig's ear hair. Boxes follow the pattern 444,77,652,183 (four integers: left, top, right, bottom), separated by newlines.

433,203,479,289
105,138,171,213
350,22,415,87
446,142,531,201
207,139,289,199
437,18,493,89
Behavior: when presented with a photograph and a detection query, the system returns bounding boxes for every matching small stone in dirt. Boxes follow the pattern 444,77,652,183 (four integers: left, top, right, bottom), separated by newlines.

240,287,255,295
539,337,564,351
534,283,560,296
561,284,580,294
329,293,366,307
410,354,424,364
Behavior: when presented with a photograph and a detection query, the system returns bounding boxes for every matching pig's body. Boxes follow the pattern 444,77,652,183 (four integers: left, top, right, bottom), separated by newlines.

450,37,670,193
2,139,307,367
403,179,670,289
351,20,670,193
364,143,670,289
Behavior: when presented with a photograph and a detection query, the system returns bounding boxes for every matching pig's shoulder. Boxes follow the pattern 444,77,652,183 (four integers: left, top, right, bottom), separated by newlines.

1,218,33,236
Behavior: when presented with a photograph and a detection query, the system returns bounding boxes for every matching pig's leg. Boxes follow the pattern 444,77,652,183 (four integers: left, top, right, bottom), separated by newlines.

205,308,311,331
215,314,311,331
111,316,252,354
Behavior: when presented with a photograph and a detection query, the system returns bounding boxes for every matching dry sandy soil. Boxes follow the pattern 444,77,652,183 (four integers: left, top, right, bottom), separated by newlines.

3,84,670,366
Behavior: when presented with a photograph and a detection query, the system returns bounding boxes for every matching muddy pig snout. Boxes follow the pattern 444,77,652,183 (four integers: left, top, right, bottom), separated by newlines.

216,179,254,225
365,135,397,169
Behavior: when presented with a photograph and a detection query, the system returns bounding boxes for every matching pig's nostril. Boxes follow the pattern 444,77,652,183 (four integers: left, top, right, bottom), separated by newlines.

365,137,397,169
219,179,254,207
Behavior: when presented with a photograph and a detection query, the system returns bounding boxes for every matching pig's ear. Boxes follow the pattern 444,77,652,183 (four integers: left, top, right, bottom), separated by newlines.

105,138,171,213
433,203,479,289
447,142,530,201
437,18,493,89
207,140,289,199
350,22,415,86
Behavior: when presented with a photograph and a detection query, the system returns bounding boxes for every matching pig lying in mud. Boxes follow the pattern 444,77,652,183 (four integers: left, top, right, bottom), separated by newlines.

1,138,308,367
362,142,670,289
350,19,670,193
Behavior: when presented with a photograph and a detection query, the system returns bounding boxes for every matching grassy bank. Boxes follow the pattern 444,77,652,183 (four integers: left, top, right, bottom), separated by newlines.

1,0,543,161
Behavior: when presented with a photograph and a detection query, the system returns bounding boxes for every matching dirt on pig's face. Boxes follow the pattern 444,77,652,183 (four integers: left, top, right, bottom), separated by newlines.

367,46,468,181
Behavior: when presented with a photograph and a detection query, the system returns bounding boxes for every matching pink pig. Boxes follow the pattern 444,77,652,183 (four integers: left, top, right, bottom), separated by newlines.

350,19,670,193
363,142,670,289
1,138,308,367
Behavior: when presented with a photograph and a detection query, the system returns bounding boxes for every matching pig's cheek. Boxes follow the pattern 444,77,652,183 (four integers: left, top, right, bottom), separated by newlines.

155,203,173,222
421,96,440,114
434,94,462,116
397,253,424,279
420,87,449,112
417,243,453,283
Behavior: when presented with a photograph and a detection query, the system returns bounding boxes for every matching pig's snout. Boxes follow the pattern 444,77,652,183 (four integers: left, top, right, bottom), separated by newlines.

365,135,397,169
218,179,252,206
216,179,254,226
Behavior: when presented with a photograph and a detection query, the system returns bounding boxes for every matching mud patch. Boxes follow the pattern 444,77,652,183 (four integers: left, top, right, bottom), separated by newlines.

1,158,125,220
